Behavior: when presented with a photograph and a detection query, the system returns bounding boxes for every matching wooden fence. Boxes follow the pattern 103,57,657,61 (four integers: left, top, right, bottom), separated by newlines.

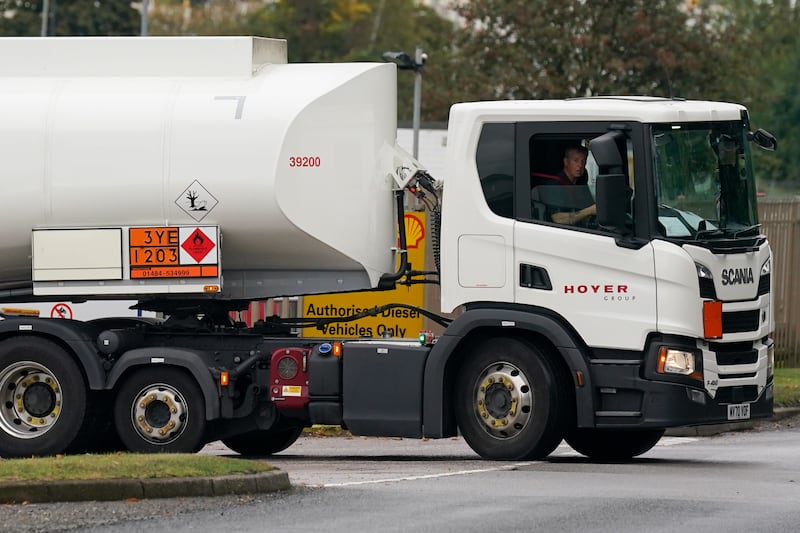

759,198,800,367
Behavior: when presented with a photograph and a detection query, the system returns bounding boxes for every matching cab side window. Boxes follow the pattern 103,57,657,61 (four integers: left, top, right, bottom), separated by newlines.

529,136,596,226
527,134,635,230
476,123,515,218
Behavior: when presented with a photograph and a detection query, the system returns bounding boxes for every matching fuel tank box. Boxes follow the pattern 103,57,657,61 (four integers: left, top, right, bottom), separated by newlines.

309,343,342,397
308,342,343,425
341,340,429,438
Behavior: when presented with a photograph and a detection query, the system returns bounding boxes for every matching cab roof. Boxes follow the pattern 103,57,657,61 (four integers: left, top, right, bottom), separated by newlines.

450,97,746,124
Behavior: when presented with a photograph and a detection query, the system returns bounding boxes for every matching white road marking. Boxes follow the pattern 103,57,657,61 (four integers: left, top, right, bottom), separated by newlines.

323,462,535,487
658,437,699,446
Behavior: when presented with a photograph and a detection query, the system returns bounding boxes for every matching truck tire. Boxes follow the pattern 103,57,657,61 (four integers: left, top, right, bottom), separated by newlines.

0,337,89,457
454,337,567,461
565,428,665,461
222,425,304,456
114,367,206,453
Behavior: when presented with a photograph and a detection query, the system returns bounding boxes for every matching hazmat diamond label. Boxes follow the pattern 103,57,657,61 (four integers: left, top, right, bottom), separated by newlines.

181,228,215,263
176,180,218,222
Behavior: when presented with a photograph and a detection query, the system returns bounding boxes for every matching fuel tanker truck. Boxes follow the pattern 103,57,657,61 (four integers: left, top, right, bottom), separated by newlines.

0,36,777,460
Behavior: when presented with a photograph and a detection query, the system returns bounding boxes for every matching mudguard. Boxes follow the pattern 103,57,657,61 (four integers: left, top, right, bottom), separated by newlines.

0,317,106,388
421,306,594,437
105,347,220,420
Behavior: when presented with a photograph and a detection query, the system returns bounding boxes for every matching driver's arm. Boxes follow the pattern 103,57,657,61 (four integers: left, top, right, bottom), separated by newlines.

551,204,596,225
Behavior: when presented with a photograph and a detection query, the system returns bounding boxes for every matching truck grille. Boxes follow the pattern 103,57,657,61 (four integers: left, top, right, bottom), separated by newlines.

722,310,759,333
715,385,759,404
711,342,759,365
699,273,767,301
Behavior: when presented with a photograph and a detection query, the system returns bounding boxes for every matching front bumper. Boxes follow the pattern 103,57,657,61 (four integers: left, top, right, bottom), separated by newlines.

585,360,774,429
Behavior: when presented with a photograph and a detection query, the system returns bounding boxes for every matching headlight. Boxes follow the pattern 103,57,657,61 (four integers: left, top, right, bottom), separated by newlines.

696,263,713,280
657,347,699,378
761,258,771,276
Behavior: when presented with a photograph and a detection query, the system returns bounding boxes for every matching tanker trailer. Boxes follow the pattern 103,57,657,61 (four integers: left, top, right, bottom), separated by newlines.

0,36,404,302
0,36,427,456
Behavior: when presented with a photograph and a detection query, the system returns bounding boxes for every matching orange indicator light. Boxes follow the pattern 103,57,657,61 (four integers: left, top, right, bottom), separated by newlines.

703,300,723,339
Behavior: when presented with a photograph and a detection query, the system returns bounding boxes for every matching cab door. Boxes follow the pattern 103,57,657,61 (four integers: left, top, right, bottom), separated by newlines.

513,122,657,352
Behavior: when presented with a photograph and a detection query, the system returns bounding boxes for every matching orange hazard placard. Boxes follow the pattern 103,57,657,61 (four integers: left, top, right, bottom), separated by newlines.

130,265,219,279
129,228,180,266
128,227,219,280
129,227,179,247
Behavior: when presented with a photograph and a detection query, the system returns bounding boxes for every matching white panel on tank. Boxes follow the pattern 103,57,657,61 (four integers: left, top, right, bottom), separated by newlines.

32,229,122,281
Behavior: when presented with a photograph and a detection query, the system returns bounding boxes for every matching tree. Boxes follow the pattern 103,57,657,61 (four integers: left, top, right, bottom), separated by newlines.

244,0,456,121
149,0,457,122
148,0,260,37
0,0,139,36
715,0,800,191
331,0,456,122
447,0,739,102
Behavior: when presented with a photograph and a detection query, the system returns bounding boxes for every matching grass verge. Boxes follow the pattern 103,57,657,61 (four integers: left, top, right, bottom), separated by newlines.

774,367,800,407
304,425,351,438
0,453,273,483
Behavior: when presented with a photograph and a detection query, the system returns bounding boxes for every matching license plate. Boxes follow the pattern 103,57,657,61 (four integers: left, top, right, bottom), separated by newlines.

727,403,751,421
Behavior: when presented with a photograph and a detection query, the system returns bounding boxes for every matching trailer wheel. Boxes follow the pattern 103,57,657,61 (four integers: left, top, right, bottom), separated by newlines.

0,337,89,457
114,367,206,453
222,424,304,456
565,428,665,461
455,337,567,461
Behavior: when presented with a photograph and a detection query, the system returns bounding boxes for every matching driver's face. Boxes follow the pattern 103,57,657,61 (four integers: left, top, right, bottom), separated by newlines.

563,150,587,183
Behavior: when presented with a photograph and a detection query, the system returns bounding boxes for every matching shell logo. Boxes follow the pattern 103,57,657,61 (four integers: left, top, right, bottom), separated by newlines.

403,214,425,249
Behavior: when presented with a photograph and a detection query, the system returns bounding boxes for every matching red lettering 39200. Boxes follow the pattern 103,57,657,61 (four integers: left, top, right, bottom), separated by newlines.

563,284,628,294
289,156,321,167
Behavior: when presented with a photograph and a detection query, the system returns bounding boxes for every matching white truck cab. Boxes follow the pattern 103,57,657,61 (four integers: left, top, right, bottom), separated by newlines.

432,98,774,455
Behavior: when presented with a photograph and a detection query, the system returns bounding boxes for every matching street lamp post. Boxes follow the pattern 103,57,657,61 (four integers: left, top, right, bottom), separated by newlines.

141,0,150,36
411,47,424,160
40,0,50,36
382,47,426,159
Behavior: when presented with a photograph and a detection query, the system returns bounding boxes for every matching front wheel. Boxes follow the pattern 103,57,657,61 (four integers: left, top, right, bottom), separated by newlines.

454,337,568,461
0,337,90,457
222,424,304,456
114,367,206,453
565,428,665,461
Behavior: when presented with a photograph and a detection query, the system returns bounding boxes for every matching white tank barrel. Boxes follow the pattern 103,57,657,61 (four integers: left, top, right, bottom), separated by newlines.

0,37,399,300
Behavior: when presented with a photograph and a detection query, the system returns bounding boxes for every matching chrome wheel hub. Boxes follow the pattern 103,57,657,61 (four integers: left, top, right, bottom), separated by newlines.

131,383,188,445
0,361,63,439
474,362,533,439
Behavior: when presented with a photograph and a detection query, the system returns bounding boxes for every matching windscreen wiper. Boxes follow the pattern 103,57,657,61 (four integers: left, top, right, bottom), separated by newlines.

730,224,762,238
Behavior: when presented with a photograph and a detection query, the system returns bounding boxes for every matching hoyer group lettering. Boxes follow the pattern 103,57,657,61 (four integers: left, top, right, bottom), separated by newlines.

563,284,629,294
